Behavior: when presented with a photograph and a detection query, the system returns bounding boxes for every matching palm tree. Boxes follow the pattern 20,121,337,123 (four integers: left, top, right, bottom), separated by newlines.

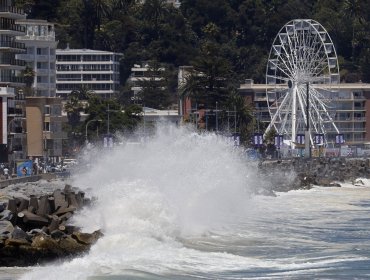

225,91,254,144
141,0,169,33
342,0,365,65
21,66,36,96
64,93,84,128
71,85,94,100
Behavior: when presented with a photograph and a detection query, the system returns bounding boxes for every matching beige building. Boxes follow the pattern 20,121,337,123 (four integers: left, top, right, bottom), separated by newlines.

25,97,66,160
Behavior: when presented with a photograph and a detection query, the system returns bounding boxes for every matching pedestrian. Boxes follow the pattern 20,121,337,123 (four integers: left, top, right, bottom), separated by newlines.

3,166,9,179
22,166,27,176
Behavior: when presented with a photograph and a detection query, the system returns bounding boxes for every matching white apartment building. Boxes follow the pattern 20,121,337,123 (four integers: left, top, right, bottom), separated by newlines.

15,19,57,97
128,63,165,104
0,1,27,165
55,48,122,99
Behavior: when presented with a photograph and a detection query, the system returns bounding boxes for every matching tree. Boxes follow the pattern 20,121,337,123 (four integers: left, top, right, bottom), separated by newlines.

135,61,174,109
85,96,142,135
64,94,84,129
225,91,254,144
21,66,35,96
180,26,233,110
342,0,366,65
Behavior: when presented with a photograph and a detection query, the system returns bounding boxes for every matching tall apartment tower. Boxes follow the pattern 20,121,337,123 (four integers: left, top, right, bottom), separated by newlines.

56,48,122,99
15,19,57,97
0,1,26,164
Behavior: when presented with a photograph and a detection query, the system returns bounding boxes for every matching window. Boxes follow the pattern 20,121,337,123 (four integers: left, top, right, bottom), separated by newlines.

44,105,50,115
43,122,50,131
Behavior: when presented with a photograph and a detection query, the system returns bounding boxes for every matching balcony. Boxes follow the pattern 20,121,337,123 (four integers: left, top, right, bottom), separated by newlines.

7,108,24,116
0,6,25,19
0,87,15,96
37,55,49,61
16,53,34,60
0,23,25,34
0,58,26,68
0,40,25,50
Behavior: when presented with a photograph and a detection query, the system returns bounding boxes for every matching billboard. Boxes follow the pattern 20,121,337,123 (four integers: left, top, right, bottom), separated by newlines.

16,160,33,177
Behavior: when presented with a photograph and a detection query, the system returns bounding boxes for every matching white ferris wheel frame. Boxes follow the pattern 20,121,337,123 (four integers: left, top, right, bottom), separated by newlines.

264,19,340,147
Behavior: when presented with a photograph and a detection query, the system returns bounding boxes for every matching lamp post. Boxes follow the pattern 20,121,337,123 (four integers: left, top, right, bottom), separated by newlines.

85,119,102,144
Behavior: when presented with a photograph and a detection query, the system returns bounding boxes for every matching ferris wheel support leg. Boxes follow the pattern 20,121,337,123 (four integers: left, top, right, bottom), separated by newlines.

291,86,297,149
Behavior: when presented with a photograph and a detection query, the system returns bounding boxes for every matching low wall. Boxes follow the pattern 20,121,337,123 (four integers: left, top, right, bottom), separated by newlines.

0,172,68,189
258,157,370,191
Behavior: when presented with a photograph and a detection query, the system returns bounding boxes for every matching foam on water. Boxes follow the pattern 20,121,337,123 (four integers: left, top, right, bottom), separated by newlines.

19,124,370,279
20,124,263,279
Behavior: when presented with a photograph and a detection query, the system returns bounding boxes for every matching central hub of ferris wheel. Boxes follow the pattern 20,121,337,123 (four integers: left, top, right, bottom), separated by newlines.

264,19,340,148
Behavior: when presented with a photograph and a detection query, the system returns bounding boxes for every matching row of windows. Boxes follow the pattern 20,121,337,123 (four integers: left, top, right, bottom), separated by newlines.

57,84,114,91
26,47,56,56
56,55,115,62
56,64,114,71
57,74,113,81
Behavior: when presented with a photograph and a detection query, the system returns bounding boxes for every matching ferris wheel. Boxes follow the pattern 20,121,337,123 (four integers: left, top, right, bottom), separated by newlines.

265,19,340,147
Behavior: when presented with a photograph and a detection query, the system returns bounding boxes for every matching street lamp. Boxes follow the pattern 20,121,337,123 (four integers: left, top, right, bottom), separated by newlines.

85,119,102,144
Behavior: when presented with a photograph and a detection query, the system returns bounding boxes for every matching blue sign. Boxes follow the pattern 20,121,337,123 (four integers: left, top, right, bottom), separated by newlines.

335,134,344,144
253,133,263,146
274,135,284,148
296,134,305,144
314,134,324,145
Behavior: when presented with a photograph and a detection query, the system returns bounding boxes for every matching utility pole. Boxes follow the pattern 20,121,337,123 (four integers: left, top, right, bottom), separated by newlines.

216,101,218,132
107,104,110,135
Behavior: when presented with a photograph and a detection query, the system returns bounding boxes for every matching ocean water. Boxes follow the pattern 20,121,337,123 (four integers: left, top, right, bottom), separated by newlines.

2,125,370,279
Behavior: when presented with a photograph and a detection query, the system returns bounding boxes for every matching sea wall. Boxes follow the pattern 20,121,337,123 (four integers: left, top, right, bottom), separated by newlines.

258,157,370,192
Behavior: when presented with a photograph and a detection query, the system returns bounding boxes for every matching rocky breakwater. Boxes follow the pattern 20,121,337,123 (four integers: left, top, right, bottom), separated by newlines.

0,184,102,266
258,157,370,192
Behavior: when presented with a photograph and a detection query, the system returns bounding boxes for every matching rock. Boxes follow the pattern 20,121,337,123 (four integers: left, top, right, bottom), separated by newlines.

64,184,72,193
29,196,38,212
0,220,14,236
17,198,29,212
0,202,6,212
0,210,13,221
353,178,365,186
50,230,66,239
67,192,79,208
5,238,30,247
7,199,17,214
21,210,49,226
54,206,76,216
72,230,102,245
48,197,56,213
31,234,59,252
0,185,102,267
58,235,86,254
36,196,51,216
329,182,342,187
53,189,68,210
48,216,60,232
11,226,29,241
